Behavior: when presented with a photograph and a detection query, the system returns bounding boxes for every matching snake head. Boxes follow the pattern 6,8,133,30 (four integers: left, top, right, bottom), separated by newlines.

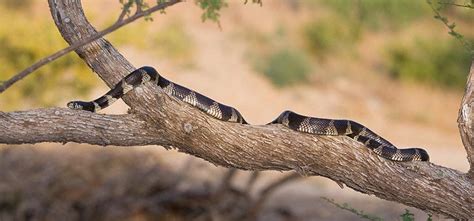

139,66,159,83
416,148,430,161
67,101,82,110
67,101,96,112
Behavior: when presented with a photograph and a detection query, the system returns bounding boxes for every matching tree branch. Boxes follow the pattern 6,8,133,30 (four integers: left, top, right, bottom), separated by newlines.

0,0,181,93
458,60,474,179
428,0,474,55
0,108,164,146
1,106,472,219
437,1,474,9
0,0,472,219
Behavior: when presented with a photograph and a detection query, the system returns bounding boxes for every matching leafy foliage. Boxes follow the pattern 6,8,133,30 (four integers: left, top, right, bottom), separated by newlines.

195,0,228,22
324,198,434,221
400,209,415,221
119,0,135,16
321,197,383,221
399,209,432,221
118,0,155,21
427,0,474,56
195,0,262,23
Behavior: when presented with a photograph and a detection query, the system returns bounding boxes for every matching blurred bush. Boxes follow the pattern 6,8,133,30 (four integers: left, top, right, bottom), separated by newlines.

0,0,33,10
303,16,359,58
318,0,430,30
386,37,471,89
256,48,312,87
302,0,430,58
0,5,96,110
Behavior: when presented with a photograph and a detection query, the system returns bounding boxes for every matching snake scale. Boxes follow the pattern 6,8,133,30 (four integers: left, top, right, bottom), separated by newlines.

68,66,429,162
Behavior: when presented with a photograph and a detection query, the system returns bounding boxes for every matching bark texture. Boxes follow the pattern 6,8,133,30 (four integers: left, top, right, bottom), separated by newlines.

0,0,472,219
0,108,164,146
458,60,474,179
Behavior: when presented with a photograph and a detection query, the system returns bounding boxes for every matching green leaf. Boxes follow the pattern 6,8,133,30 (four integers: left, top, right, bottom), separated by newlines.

195,0,228,22
448,22,456,29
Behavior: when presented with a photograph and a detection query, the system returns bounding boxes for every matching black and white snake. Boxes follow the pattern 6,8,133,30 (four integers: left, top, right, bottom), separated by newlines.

68,66,429,162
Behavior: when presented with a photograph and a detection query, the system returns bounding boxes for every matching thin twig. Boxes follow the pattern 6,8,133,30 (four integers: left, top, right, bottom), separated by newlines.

427,0,474,56
117,2,132,23
0,0,181,94
437,1,474,9
321,197,383,221
135,0,143,13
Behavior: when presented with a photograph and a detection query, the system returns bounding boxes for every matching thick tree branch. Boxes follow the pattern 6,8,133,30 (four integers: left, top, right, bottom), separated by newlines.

0,108,164,146
458,60,474,179
1,106,472,219
0,0,471,219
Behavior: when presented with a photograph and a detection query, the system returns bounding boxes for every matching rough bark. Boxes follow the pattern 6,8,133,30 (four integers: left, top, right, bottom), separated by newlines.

0,108,164,146
458,60,474,179
0,0,472,219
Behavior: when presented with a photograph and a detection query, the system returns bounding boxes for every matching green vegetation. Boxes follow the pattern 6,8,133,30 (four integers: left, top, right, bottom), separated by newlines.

256,48,312,87
196,0,229,23
302,0,430,58
427,0,474,56
386,37,471,89
195,0,261,23
321,197,383,221
400,209,415,221
299,0,472,90
400,209,433,221
247,26,313,87
319,0,430,30
323,198,434,221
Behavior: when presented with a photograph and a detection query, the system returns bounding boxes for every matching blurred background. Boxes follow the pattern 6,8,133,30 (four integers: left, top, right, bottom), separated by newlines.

0,0,472,220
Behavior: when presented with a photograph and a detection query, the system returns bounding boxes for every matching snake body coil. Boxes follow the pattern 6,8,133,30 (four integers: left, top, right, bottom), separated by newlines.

68,66,429,162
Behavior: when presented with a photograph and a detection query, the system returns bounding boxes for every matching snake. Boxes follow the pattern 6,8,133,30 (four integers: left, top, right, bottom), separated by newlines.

67,66,429,162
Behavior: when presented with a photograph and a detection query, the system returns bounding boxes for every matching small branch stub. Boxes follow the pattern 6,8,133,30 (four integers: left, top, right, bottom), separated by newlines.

184,122,193,133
